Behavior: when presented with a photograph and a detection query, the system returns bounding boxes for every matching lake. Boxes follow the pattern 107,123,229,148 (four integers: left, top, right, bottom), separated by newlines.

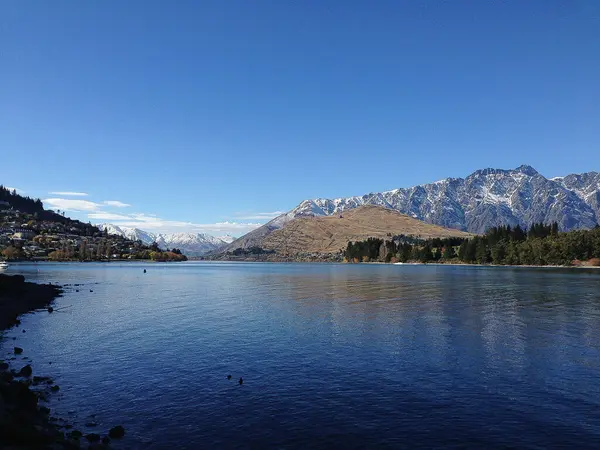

2,262,600,449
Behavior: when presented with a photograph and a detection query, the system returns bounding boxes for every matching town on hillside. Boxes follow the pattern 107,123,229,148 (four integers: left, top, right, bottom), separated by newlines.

0,186,186,262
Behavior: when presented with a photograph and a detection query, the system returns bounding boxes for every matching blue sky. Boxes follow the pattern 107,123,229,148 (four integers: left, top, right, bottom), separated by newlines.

2,1,599,235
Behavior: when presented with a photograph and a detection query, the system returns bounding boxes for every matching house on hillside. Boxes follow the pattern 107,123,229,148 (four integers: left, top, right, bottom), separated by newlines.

13,230,36,240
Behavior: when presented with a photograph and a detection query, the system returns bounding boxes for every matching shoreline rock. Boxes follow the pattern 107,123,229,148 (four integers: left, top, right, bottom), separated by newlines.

0,273,125,448
0,274,62,330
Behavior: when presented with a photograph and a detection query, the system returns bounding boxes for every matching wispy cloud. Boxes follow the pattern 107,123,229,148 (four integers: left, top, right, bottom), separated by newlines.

103,200,131,208
43,198,101,212
234,211,285,220
88,212,133,221
48,191,89,197
5,187,25,194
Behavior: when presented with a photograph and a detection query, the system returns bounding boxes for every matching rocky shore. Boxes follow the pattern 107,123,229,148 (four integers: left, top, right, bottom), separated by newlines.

0,274,125,449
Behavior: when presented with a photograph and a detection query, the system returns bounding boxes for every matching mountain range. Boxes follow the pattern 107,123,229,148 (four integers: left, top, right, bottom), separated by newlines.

223,165,600,252
98,224,233,256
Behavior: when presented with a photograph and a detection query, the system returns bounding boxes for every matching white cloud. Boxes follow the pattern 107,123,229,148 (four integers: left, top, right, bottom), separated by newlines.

43,198,101,212
234,211,285,220
5,186,25,194
88,212,133,221
48,191,89,196
103,200,131,208
87,210,262,236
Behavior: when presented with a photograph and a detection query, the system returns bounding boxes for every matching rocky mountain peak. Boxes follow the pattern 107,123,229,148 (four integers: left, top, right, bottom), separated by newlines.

266,165,600,236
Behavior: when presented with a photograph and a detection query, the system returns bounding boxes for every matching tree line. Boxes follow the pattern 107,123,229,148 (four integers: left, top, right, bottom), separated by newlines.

344,223,600,266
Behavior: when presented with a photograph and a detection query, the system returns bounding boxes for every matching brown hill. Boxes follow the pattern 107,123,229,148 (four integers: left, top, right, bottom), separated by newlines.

249,205,472,255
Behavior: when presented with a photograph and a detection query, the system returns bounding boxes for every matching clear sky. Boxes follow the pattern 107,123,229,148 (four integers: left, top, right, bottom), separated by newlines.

1,1,599,236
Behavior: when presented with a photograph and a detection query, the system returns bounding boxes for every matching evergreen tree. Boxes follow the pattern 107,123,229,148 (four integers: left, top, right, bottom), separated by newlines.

511,225,526,242
442,245,455,259
419,245,434,263
490,239,507,264
475,238,490,264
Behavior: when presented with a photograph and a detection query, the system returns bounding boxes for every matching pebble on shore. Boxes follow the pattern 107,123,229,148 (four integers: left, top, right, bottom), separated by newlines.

109,425,126,439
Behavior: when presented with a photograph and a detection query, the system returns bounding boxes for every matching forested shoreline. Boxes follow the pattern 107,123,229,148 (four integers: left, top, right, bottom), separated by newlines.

344,223,600,266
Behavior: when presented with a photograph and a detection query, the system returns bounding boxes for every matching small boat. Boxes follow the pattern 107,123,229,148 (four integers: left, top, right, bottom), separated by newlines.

0,261,8,270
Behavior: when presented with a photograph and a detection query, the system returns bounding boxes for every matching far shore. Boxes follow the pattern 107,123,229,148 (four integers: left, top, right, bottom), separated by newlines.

4,257,600,270
388,261,600,270
202,254,600,269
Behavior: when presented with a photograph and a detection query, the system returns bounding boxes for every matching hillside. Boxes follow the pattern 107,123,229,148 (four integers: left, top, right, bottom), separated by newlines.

0,187,185,261
224,205,471,256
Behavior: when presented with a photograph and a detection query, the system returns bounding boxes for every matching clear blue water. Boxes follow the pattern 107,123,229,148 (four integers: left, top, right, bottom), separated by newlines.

3,262,600,449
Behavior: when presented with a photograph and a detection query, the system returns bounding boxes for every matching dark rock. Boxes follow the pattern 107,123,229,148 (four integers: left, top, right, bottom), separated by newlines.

0,362,9,370
50,384,60,392
18,364,33,377
22,329,26,332
33,375,52,385
102,436,111,445
227,374,232,379
14,347,23,354
108,425,125,439
239,377,243,385
0,274,25,289
39,406,51,415
65,424,73,429
0,274,62,329
0,370,14,382
69,430,83,439
7,381,39,411
86,433,101,442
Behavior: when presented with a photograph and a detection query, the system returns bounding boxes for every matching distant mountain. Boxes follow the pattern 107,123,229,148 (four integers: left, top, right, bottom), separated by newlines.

154,232,227,256
98,225,228,256
223,165,600,252
98,224,156,245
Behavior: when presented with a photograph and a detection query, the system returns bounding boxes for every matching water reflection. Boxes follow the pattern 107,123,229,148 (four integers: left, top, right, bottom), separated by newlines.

3,263,600,449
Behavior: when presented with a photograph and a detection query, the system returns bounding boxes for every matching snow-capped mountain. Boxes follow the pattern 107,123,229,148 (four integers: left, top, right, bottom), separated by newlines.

98,224,229,256
98,224,156,245
154,232,227,256
224,165,600,251
285,165,599,234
